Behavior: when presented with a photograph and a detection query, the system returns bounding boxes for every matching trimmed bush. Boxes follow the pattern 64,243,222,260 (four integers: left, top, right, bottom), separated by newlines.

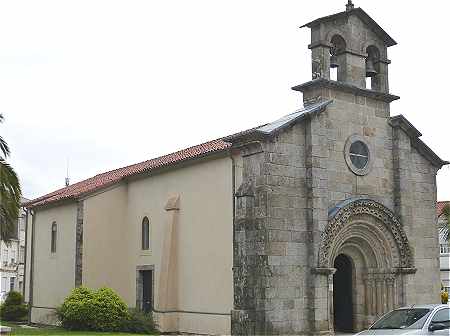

0,291,28,321
122,308,158,334
57,287,95,330
90,288,129,331
57,287,130,332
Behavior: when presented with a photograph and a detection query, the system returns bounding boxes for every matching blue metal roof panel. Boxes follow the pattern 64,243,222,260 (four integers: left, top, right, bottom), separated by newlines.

256,99,332,135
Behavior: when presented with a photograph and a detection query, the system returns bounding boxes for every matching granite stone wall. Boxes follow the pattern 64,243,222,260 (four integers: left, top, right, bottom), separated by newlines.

232,88,441,335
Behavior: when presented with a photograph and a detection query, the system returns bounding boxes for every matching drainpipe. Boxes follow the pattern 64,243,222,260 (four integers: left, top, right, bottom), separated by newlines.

230,150,237,265
27,209,35,323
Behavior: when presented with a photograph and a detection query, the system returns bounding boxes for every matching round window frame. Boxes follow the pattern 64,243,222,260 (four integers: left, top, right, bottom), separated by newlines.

344,134,373,176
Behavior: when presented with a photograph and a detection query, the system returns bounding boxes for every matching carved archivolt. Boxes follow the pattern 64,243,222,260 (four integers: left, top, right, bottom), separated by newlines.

319,199,413,269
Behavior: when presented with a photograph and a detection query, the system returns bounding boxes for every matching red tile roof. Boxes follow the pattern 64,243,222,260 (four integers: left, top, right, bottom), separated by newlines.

438,201,450,217
25,139,231,208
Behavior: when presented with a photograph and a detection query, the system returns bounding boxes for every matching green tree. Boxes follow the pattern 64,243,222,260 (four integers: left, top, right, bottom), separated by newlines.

0,114,21,243
440,204,450,243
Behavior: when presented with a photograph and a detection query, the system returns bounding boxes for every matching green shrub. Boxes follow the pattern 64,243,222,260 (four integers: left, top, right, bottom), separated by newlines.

122,308,158,334
57,287,95,330
90,288,129,331
57,287,129,332
0,291,28,321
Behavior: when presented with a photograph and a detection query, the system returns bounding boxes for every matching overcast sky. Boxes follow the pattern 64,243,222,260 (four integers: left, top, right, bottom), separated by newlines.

1,0,449,201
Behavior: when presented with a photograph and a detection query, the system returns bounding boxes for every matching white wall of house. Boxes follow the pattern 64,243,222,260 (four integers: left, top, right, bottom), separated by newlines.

0,206,27,301
439,215,450,292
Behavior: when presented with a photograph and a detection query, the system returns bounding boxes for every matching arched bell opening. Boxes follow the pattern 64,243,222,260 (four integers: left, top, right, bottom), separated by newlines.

330,34,346,81
365,45,380,90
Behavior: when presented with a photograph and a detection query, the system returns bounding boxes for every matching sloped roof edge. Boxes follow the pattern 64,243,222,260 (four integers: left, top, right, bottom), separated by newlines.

24,139,231,208
225,99,332,143
437,201,449,217
389,115,449,169
301,7,396,47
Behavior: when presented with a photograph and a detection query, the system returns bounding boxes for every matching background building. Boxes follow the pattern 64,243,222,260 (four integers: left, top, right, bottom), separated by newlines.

438,201,450,292
0,197,28,301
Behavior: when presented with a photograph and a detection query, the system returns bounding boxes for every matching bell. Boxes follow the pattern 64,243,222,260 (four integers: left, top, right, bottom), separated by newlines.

330,54,339,68
365,58,377,77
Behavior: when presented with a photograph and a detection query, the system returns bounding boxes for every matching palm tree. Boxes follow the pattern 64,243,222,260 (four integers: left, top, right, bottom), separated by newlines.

440,204,450,243
0,114,21,243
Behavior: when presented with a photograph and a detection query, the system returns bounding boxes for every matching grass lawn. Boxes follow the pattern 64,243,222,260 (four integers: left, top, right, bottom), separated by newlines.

1,322,157,335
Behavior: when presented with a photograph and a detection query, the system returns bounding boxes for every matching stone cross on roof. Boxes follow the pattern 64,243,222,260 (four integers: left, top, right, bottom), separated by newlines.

346,0,355,11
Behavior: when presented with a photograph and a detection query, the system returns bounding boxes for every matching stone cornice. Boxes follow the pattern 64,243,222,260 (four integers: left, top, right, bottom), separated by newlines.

292,78,400,103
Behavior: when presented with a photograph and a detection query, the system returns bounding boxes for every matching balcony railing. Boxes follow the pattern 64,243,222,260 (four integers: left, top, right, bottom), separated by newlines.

441,244,450,254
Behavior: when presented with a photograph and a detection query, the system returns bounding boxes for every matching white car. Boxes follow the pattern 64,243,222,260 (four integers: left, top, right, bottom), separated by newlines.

355,304,449,335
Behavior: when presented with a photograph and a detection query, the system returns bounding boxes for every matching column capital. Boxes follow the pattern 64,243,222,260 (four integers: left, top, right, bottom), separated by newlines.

164,195,180,211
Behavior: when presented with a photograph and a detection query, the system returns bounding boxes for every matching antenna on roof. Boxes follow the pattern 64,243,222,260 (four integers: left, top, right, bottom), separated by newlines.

65,158,70,187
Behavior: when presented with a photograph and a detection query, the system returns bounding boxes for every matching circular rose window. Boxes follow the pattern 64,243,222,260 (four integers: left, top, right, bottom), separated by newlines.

349,141,369,169
344,135,372,175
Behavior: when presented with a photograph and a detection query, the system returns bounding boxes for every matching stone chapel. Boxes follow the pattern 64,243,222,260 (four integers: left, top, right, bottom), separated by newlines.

24,2,447,335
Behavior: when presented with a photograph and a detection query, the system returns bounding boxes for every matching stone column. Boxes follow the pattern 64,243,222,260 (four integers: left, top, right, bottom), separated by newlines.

372,60,390,93
382,278,388,314
340,52,366,87
365,277,374,317
375,277,383,316
157,195,180,332
386,276,395,312
310,45,331,80
305,113,330,334
231,180,257,335
314,268,336,333
370,273,377,317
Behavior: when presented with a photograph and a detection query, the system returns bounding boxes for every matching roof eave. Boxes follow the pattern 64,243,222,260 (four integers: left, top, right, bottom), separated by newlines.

25,145,231,209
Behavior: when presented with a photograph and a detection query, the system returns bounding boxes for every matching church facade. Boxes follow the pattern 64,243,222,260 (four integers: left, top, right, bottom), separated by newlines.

25,2,448,335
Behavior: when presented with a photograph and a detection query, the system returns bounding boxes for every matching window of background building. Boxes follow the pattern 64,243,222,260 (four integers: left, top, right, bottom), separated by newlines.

19,246,25,263
19,216,25,231
51,221,57,253
142,217,150,250
11,249,15,264
9,277,15,291
2,249,8,266
1,277,7,292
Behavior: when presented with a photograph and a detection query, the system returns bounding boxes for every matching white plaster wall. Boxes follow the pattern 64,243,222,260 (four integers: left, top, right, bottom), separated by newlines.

82,155,234,335
128,156,233,335
83,184,132,301
31,203,77,323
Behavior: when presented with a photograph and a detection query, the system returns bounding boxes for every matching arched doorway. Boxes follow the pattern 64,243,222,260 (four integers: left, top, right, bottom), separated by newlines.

333,254,354,332
318,199,415,332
